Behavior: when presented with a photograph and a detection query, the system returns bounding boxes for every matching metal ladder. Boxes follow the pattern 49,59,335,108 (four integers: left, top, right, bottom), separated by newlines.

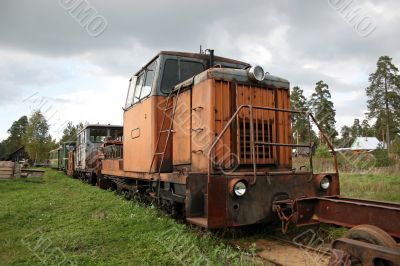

149,86,182,198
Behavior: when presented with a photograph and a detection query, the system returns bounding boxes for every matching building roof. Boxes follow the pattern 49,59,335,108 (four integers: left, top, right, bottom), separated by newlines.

350,137,384,150
5,146,29,161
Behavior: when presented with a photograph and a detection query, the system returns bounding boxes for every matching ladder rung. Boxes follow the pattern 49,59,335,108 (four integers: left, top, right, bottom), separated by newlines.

164,106,174,111
154,152,164,155
160,129,175,133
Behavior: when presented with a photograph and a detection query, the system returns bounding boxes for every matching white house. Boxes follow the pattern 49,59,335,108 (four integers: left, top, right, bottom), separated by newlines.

335,137,385,153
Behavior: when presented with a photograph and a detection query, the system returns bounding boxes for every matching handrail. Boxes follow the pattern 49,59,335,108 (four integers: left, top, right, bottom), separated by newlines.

206,104,339,185
207,105,249,184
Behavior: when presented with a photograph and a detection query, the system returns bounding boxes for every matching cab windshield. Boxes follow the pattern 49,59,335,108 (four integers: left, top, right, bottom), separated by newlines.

89,128,108,143
125,59,158,108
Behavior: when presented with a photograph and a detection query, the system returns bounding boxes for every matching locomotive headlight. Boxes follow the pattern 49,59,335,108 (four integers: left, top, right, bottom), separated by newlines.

320,176,331,190
233,181,247,197
248,65,265,81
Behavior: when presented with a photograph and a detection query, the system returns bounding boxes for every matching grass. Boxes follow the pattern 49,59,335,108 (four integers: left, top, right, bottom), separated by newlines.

1,169,398,265
340,172,400,202
0,169,252,265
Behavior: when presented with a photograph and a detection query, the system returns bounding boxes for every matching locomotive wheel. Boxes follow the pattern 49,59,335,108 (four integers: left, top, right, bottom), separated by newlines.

344,224,397,266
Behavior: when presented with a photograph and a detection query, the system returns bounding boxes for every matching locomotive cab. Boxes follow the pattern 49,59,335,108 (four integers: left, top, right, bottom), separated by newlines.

122,51,249,173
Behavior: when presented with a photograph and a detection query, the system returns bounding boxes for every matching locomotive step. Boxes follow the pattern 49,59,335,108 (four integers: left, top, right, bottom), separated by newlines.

186,217,208,227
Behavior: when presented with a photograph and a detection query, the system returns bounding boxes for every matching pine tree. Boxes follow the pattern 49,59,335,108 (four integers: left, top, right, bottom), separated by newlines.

350,118,362,139
340,125,353,147
366,56,400,152
309,81,338,144
361,119,374,137
290,86,310,143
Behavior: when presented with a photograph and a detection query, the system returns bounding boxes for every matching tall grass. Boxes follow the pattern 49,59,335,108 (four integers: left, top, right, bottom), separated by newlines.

293,153,400,175
340,173,400,202
0,170,253,265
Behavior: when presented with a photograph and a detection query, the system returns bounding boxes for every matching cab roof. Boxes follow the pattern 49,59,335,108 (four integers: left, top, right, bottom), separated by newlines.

136,51,250,74
158,51,250,66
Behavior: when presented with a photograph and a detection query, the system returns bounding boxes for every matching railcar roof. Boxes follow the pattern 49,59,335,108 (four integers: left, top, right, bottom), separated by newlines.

78,124,123,134
84,124,122,128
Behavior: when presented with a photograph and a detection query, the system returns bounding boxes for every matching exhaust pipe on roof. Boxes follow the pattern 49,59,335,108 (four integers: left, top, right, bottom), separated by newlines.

205,49,214,69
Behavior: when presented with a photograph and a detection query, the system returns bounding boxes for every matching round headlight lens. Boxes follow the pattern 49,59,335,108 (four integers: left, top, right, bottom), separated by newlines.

320,177,330,190
233,181,247,197
248,65,265,81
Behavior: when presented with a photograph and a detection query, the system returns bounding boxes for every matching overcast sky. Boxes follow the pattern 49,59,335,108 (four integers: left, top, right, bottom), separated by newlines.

0,0,399,141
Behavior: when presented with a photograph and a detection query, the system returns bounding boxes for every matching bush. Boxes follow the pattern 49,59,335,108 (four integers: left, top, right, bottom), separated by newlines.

374,148,392,167
391,136,400,157
314,145,331,158
337,152,375,172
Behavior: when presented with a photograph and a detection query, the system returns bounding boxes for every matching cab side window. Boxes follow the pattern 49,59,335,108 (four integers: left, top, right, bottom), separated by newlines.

141,61,156,99
133,73,145,104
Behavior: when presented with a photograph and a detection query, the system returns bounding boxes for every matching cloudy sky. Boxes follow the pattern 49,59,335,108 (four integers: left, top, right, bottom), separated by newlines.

0,0,399,140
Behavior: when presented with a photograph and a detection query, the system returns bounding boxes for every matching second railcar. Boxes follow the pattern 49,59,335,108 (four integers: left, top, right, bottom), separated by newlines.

73,124,123,184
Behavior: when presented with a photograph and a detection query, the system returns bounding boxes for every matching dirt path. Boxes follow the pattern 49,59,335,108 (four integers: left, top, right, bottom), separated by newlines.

254,238,330,265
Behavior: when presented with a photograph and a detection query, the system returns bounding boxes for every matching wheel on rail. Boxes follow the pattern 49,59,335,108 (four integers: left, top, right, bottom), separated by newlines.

345,224,397,266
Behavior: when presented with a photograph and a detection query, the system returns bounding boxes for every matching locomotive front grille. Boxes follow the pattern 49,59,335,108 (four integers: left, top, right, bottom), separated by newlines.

213,80,291,169
238,118,274,162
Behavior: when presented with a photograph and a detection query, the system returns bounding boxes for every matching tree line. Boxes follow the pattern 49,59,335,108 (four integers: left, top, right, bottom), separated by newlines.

292,55,400,153
0,110,82,163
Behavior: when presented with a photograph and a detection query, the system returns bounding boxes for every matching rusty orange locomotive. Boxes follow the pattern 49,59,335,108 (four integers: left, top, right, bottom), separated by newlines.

67,51,400,265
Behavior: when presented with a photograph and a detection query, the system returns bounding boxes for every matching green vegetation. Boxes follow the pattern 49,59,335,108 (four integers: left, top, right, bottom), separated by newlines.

1,169,398,265
0,170,250,265
340,172,400,202
59,122,83,143
373,147,392,167
309,80,338,142
0,111,82,163
290,55,400,151
314,145,331,158
0,116,28,160
391,136,400,156
22,111,57,163
366,55,400,153
290,86,309,143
